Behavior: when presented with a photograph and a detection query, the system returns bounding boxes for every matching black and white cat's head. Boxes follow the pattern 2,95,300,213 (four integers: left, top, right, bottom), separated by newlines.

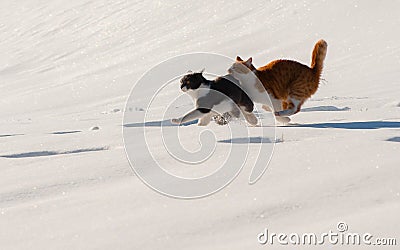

180,71,208,92
180,71,210,100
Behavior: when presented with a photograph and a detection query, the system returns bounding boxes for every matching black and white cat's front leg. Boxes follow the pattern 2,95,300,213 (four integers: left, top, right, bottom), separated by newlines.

197,112,213,126
171,108,212,126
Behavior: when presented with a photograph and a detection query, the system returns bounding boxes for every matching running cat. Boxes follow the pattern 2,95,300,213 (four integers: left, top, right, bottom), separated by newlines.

228,39,327,122
171,71,258,126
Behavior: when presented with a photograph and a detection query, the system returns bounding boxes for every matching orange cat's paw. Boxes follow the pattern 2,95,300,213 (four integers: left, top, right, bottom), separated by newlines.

275,116,291,124
171,118,182,124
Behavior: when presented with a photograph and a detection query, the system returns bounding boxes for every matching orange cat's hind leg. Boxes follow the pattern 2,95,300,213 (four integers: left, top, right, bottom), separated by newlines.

272,100,290,124
275,98,303,117
282,101,289,110
262,102,290,124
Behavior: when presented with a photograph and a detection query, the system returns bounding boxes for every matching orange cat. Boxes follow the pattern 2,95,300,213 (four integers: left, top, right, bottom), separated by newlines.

229,39,327,121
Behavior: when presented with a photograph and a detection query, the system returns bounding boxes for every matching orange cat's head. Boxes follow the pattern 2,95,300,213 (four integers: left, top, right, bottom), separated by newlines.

228,56,256,77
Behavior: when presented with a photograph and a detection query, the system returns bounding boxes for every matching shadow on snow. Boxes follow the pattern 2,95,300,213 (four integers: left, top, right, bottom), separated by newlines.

1,146,109,159
287,121,400,130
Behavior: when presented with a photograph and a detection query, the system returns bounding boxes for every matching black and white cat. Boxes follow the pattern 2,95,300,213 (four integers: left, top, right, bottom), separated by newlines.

171,71,258,126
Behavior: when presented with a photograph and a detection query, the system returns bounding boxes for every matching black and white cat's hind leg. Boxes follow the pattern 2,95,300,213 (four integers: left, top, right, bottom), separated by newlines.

213,112,232,126
212,105,258,126
213,105,239,126
214,98,258,126
236,92,258,126
172,101,258,127
239,102,258,126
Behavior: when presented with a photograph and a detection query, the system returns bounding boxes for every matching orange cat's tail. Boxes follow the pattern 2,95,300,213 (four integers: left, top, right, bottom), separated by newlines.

311,39,328,77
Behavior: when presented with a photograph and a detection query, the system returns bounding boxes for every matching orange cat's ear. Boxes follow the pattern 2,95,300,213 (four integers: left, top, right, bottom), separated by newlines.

236,56,243,61
244,57,253,67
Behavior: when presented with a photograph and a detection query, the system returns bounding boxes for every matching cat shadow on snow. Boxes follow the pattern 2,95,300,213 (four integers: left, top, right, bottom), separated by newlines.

286,121,400,130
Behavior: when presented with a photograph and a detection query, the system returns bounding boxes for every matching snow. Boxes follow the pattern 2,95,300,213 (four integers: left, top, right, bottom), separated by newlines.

1,0,399,249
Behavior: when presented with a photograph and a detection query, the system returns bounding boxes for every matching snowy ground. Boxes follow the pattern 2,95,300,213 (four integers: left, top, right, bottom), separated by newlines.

1,1,399,249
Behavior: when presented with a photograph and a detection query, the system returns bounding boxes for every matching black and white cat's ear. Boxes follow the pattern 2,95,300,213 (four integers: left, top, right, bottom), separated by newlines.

244,57,253,67
236,56,243,61
187,70,193,73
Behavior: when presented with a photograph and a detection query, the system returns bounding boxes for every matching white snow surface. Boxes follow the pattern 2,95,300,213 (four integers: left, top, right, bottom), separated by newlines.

1,1,399,249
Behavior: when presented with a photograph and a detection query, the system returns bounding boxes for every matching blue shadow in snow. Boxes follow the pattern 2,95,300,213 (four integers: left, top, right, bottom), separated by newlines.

123,119,197,127
300,105,350,112
1,147,108,159
51,130,82,135
218,137,274,144
287,121,400,130
0,134,24,138
387,137,400,142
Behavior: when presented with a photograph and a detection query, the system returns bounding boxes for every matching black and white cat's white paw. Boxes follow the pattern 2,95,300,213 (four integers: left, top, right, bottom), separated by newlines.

244,112,258,126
